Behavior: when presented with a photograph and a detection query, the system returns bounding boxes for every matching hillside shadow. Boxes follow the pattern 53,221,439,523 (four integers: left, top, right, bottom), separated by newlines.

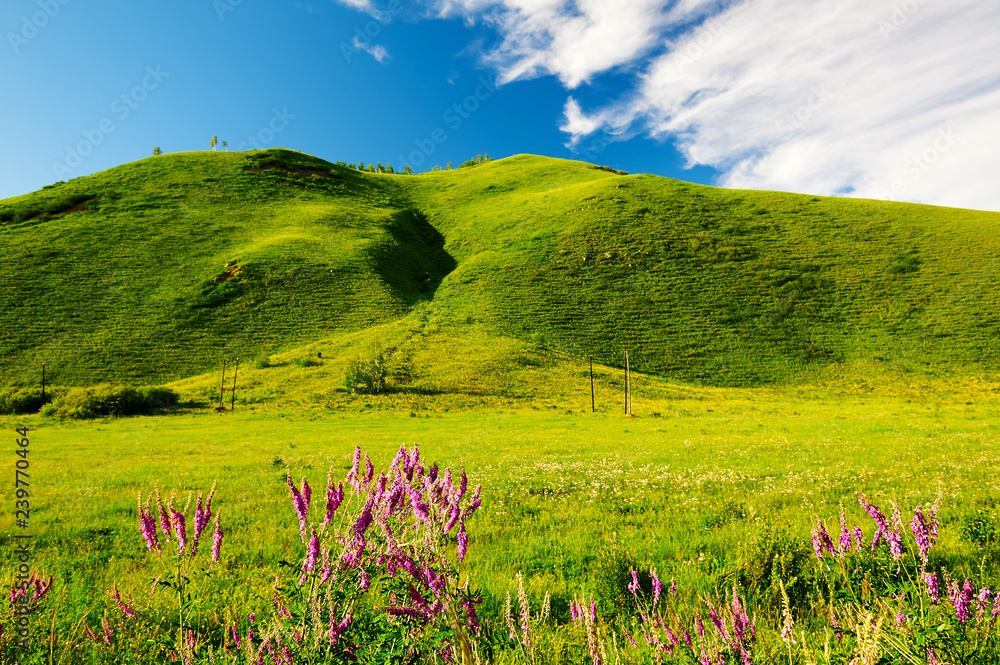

373,209,455,306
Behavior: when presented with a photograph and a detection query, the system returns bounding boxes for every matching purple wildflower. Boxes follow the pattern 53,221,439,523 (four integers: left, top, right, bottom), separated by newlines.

838,504,852,553
977,588,992,619
156,488,171,542
670,578,677,596
857,494,890,551
463,485,483,520
927,648,942,665
274,593,291,618
590,597,597,622
364,453,374,485
651,569,662,604
895,611,908,627
954,579,975,623
705,598,728,643
172,509,187,556
302,526,320,576
324,474,344,527
192,495,206,554
138,499,160,553
887,502,904,560
112,586,136,619
211,513,223,563
347,446,362,492
628,570,640,595
851,526,864,551
286,471,310,542
457,521,469,561
695,609,705,638
352,494,375,541
911,507,933,565
407,485,429,523
358,569,370,591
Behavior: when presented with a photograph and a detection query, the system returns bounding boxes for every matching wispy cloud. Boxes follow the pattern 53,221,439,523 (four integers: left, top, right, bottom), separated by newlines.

331,0,1000,210
352,35,391,63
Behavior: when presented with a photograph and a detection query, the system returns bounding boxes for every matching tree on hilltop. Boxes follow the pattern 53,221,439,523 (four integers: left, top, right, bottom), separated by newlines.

211,136,218,151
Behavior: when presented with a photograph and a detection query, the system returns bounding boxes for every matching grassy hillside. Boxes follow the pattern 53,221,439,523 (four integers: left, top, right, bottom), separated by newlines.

1,148,998,391
0,150,450,385
398,157,1000,385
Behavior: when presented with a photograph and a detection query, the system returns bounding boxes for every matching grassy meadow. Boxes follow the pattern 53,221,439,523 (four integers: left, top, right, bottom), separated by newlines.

2,378,1000,662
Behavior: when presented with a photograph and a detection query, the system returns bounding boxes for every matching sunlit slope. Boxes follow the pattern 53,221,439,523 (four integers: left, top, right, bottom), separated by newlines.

400,156,1000,385
2,149,999,390
0,150,451,385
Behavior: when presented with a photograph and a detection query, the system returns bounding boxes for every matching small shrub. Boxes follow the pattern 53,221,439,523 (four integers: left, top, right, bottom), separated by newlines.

0,386,55,414
961,509,998,547
345,346,390,394
592,535,647,620
49,383,178,419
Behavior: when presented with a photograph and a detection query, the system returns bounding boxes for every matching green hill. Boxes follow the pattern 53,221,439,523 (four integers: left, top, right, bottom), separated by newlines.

1,148,998,392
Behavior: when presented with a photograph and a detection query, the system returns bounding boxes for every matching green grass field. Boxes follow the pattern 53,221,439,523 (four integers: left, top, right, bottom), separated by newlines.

2,384,999,662
2,149,1000,662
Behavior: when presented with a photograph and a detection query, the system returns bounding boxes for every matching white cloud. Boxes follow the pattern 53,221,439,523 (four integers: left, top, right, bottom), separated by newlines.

336,0,375,11
352,35,391,63
423,0,674,87
561,0,1000,211
330,0,1000,210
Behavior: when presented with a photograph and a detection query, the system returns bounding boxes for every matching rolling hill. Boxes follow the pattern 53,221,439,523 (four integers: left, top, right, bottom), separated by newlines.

1,148,998,394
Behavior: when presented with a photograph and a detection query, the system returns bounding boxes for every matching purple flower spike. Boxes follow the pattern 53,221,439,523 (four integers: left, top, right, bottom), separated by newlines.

954,579,975,623
463,485,482,520
838,505,852,553
138,497,161,553
156,490,172,542
324,475,344,527
211,513,223,563
651,570,662,604
911,506,933,565
923,572,940,604
364,453,374,485
977,588,992,619
302,526,320,577
172,509,187,557
112,586,136,620
857,494,891,551
457,521,469,561
851,526,864,552
628,570,640,595
287,471,310,542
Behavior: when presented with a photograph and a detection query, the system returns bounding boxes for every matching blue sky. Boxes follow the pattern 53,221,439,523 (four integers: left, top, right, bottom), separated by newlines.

3,0,997,210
